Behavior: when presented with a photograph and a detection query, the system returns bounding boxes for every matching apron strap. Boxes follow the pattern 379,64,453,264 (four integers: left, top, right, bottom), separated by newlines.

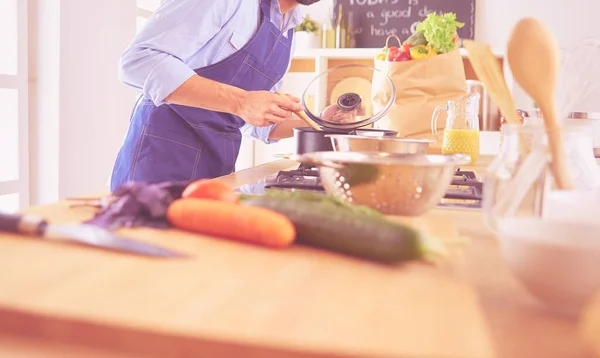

259,0,272,22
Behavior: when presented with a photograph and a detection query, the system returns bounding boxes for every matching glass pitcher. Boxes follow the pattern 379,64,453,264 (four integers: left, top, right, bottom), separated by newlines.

431,93,481,165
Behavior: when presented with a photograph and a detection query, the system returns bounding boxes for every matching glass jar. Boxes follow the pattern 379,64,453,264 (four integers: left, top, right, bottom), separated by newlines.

484,122,600,230
499,108,543,147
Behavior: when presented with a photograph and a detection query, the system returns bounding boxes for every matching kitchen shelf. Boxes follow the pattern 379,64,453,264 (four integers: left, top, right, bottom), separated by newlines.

292,47,505,60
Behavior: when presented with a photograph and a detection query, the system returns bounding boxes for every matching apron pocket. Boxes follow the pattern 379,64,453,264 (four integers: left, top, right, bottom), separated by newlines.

222,134,242,175
132,125,203,183
192,127,241,178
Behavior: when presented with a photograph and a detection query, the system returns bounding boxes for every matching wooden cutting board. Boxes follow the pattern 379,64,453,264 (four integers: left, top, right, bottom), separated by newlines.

0,199,495,358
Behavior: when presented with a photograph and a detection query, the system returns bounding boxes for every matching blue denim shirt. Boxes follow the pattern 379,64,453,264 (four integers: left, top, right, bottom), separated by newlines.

118,0,302,143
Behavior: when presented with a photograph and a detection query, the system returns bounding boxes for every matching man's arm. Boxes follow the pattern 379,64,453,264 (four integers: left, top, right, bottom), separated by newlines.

164,76,245,118
119,0,240,108
119,0,300,126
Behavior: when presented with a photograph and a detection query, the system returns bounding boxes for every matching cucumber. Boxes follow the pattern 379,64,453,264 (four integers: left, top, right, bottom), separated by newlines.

240,191,439,264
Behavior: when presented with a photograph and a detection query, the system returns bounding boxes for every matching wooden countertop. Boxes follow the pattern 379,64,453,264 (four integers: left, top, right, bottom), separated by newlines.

0,158,594,358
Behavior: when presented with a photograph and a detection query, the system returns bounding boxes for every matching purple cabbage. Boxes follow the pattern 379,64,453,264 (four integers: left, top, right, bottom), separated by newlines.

84,181,190,230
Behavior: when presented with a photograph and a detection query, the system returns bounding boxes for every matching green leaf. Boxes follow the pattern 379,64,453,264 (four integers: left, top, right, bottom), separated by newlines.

295,15,320,33
416,12,464,54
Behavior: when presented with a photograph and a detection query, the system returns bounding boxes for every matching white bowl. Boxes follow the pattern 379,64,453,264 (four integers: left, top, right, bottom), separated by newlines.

497,217,600,317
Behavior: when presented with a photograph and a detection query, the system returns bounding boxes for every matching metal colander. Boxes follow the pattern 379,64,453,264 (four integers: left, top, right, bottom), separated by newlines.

297,151,471,216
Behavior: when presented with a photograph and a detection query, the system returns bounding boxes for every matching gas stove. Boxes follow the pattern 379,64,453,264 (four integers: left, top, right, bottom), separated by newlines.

264,165,323,192
260,164,483,209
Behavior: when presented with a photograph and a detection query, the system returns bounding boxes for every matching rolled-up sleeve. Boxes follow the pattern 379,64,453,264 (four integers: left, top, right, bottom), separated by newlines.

240,36,297,144
118,0,239,106
240,123,277,144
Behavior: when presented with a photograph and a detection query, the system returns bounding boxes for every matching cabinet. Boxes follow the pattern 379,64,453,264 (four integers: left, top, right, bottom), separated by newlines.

237,48,510,170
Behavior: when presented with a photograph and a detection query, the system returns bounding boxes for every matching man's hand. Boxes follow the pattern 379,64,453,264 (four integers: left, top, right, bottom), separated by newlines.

235,91,302,127
163,75,302,127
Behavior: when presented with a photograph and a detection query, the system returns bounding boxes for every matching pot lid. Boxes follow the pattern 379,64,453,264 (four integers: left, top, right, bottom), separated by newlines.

301,64,396,130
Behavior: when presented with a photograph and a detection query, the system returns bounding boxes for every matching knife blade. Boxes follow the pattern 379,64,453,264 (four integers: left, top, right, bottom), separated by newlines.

0,212,188,258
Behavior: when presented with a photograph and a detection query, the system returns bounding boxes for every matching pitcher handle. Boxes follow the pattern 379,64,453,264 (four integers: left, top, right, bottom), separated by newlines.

431,104,446,141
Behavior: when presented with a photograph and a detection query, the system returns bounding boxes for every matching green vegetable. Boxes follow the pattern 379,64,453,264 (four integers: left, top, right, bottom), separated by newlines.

416,12,464,54
240,191,447,264
403,32,427,47
336,163,379,186
243,190,385,217
295,15,319,33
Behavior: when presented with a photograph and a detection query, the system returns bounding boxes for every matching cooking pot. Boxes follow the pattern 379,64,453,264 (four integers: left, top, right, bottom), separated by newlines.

293,64,398,154
294,127,398,154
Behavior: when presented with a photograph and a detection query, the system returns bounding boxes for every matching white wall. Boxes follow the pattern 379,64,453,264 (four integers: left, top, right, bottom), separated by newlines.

29,0,137,205
300,0,335,24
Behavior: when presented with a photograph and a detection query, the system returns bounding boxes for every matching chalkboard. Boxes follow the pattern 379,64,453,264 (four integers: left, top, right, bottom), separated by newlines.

336,0,476,48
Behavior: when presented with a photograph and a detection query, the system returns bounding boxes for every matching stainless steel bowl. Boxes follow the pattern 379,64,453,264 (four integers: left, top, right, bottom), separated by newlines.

297,151,471,216
326,134,434,154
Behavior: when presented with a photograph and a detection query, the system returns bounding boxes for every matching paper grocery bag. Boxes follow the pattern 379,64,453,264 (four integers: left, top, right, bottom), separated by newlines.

372,46,467,141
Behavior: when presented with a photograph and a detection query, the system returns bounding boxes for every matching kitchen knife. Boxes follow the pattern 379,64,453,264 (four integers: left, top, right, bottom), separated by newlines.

0,212,188,258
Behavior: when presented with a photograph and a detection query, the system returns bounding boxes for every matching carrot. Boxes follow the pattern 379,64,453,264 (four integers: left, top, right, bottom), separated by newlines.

182,179,239,203
167,198,296,248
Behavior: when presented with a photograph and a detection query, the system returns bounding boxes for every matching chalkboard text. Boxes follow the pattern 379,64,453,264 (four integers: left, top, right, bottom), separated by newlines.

338,0,476,48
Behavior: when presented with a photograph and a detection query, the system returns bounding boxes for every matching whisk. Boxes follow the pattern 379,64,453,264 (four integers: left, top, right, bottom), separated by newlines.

556,38,600,118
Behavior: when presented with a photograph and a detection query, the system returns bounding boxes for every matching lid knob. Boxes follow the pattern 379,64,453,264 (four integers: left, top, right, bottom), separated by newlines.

337,93,362,111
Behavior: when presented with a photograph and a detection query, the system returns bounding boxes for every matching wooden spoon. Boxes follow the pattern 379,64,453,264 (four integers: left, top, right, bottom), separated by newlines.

463,40,521,126
506,17,575,190
276,92,322,131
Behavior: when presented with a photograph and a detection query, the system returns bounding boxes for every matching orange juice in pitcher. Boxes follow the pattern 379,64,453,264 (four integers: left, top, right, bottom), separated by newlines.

431,93,481,165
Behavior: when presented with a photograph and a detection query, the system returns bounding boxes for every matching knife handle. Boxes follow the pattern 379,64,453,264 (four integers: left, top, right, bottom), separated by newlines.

0,212,48,236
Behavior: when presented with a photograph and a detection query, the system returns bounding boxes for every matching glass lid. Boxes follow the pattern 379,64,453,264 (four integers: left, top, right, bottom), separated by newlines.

301,64,397,130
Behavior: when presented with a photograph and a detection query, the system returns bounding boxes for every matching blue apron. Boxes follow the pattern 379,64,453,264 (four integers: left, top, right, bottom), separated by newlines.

110,0,293,191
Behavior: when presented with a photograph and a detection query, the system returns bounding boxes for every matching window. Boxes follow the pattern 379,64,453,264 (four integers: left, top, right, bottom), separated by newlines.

0,0,28,212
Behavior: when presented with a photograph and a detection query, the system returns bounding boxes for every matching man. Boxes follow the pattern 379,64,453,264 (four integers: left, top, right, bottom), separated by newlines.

110,0,322,191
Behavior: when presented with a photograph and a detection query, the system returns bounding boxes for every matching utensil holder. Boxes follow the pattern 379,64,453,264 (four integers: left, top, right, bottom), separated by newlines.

484,122,600,231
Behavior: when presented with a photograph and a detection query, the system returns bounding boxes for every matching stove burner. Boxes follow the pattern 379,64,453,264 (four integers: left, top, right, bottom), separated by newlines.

284,164,320,177
264,164,324,192
264,165,483,208
447,167,483,202
456,168,477,180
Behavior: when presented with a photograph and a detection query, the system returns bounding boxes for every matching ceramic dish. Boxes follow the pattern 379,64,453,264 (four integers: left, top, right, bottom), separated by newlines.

497,217,600,317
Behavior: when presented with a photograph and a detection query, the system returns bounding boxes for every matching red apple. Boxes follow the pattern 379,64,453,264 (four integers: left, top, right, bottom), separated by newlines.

393,51,412,62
